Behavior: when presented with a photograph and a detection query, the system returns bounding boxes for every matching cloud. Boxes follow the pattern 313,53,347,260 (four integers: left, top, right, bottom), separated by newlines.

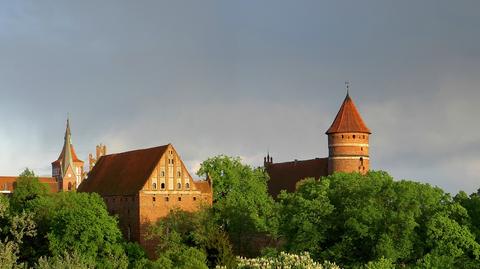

0,0,479,194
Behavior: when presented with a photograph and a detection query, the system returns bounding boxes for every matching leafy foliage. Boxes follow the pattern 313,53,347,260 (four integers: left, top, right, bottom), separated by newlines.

197,155,278,255
236,252,341,269
9,169,49,213
277,171,480,268
148,208,235,268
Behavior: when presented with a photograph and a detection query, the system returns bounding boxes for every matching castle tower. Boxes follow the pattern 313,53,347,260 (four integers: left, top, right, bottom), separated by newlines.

89,144,107,171
326,92,371,174
52,119,84,191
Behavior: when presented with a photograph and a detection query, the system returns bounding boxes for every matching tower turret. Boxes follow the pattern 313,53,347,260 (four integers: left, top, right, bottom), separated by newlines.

326,92,371,174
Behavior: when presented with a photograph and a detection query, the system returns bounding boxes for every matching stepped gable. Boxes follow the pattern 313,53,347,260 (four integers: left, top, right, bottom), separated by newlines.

78,145,168,195
266,158,328,198
326,93,371,134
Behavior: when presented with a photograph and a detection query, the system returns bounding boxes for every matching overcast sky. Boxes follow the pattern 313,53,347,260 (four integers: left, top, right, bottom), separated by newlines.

0,0,479,194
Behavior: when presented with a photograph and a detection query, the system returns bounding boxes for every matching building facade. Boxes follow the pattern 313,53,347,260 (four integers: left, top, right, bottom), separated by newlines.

265,93,371,197
51,119,85,191
78,144,213,256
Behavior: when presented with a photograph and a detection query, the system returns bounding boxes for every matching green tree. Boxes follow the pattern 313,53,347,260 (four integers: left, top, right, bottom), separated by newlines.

197,155,278,255
148,208,235,268
20,192,128,267
277,171,480,268
9,168,49,213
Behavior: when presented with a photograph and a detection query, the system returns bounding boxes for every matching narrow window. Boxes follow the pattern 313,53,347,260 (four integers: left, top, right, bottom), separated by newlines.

193,197,197,201
177,183,182,189
152,197,156,202
165,197,169,202
361,147,363,151
177,171,181,177
153,183,157,189
185,183,190,189
353,135,356,139
68,182,72,191
341,135,344,139
161,183,165,189
178,197,182,201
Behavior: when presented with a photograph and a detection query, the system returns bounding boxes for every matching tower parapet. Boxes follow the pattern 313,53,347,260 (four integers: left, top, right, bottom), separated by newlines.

326,93,371,174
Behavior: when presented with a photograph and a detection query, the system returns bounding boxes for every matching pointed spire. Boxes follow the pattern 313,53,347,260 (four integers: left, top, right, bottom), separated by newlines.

61,118,75,177
326,91,371,134
345,81,350,97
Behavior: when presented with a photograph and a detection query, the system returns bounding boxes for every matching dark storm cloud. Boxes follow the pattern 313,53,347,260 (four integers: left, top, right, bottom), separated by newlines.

0,0,479,194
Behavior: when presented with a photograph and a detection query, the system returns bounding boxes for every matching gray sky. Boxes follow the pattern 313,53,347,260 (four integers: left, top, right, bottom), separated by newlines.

0,0,479,194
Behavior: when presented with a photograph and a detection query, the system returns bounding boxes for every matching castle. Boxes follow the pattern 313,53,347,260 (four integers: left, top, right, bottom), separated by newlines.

265,92,371,197
78,144,213,256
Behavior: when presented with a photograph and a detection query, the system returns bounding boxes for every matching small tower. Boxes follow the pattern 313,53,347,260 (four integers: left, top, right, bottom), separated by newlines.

52,119,84,191
326,91,371,174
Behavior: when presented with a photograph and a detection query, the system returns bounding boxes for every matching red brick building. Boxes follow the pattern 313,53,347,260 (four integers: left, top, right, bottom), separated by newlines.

265,92,371,197
0,176,58,194
78,144,212,256
51,119,85,191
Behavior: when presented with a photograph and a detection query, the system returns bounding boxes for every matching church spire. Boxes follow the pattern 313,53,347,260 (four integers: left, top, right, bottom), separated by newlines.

61,118,75,177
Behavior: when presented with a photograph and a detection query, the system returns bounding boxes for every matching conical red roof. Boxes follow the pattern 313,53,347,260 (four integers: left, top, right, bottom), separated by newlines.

326,94,371,134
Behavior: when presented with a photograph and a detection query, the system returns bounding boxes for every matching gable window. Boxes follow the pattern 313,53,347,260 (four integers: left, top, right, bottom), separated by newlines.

161,183,165,189
152,183,157,189
177,171,181,177
185,183,190,189
177,183,182,189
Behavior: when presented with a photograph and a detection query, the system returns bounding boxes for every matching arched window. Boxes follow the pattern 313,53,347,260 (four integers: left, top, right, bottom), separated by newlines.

152,183,157,189
177,183,182,189
161,183,165,189
68,182,72,191
185,183,190,189
360,157,364,166
177,171,181,177
353,135,356,139
178,197,182,201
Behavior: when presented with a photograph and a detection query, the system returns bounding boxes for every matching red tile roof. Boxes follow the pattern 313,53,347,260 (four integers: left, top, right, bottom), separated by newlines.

326,94,371,134
193,181,212,193
78,145,169,196
52,145,84,165
0,176,58,193
266,158,328,198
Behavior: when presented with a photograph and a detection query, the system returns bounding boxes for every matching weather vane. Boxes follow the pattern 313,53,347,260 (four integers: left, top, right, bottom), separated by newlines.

345,81,350,95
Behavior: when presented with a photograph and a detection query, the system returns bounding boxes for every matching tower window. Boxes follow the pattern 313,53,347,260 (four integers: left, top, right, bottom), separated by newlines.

177,183,182,189
185,183,190,189
161,183,165,189
152,183,157,189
